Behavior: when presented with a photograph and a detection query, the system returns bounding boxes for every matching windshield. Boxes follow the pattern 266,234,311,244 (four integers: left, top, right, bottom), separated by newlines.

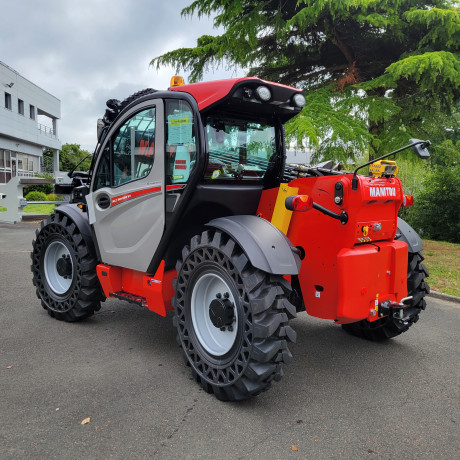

204,116,276,182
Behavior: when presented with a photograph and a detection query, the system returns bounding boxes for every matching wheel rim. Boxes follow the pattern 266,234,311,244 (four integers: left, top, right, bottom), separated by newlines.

43,240,74,295
191,272,238,356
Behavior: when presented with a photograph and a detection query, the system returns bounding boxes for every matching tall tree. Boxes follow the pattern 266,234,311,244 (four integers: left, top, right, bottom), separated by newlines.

58,144,92,172
152,1,460,162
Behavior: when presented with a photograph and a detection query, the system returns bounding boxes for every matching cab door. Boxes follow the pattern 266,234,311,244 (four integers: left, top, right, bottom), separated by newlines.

86,100,165,272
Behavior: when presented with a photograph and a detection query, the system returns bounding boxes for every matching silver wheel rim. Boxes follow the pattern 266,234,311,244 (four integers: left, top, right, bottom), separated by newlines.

44,240,73,295
191,273,238,356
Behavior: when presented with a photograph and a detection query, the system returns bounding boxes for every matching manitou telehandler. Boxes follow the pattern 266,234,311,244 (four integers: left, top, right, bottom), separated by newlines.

31,76,430,401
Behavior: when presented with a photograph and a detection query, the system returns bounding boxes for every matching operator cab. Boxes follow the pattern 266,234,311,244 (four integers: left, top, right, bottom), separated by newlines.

87,77,305,274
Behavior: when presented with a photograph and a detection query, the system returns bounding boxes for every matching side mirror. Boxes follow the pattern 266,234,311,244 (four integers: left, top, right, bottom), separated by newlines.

409,139,431,159
97,119,105,141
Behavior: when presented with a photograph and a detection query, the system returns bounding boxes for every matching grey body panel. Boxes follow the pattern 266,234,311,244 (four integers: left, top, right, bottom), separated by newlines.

396,217,423,253
207,215,301,275
87,99,165,272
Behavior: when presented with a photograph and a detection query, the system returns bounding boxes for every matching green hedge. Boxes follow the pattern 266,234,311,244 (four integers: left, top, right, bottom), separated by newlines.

23,183,53,196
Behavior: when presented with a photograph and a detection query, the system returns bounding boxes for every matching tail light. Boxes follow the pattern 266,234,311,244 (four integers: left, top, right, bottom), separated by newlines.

402,195,414,207
285,195,313,212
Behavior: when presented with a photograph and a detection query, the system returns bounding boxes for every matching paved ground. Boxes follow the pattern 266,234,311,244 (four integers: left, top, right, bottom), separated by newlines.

1,222,459,459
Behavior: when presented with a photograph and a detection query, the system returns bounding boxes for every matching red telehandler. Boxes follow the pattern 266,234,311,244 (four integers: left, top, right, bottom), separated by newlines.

32,76,430,400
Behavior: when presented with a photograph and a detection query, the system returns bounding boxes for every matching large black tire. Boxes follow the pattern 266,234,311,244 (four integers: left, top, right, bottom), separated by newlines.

173,229,296,401
342,251,430,341
31,212,103,322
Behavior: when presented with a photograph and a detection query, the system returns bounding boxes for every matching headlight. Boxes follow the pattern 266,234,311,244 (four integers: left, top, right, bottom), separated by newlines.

255,86,271,102
292,93,306,108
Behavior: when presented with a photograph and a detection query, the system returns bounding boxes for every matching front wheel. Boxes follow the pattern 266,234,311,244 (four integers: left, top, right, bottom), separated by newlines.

173,230,296,401
31,212,103,321
342,251,430,341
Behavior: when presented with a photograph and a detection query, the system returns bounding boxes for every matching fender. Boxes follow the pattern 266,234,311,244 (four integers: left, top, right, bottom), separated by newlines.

396,217,423,253
207,215,301,275
55,204,100,260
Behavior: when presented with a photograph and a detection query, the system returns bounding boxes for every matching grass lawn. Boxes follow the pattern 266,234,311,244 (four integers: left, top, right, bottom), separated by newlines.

23,204,55,214
422,240,460,297
0,204,55,214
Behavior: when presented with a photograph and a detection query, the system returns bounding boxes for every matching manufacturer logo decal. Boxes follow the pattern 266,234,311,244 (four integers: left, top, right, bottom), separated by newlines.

369,187,396,198
111,186,161,207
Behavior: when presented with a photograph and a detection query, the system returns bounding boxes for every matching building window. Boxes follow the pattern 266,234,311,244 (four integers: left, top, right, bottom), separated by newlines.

30,104,35,119
18,99,24,115
5,92,12,110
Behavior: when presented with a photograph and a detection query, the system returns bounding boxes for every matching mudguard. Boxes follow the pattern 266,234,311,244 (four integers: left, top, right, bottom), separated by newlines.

207,215,301,275
55,204,100,259
396,217,423,253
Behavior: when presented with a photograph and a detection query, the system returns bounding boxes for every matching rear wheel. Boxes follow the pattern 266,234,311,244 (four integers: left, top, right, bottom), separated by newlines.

31,212,103,321
342,251,429,341
173,230,296,401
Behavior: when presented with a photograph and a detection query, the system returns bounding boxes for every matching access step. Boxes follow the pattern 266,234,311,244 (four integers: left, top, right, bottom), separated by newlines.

109,291,147,308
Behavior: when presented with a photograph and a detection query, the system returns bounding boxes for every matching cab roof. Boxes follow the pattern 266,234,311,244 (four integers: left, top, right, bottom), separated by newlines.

168,77,304,121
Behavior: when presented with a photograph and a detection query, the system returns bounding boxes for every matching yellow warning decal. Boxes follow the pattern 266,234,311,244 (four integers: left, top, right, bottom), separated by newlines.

271,183,299,235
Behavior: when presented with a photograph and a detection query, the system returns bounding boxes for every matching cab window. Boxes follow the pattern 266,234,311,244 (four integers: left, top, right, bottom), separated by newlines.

94,145,110,190
93,107,156,191
204,116,276,182
165,100,196,185
113,107,156,186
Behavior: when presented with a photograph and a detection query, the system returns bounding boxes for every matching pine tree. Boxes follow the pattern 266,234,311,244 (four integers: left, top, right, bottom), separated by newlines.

152,0,460,162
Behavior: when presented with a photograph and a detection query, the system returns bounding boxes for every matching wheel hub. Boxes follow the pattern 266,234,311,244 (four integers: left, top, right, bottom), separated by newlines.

190,272,238,356
209,293,235,330
56,255,72,278
43,240,74,295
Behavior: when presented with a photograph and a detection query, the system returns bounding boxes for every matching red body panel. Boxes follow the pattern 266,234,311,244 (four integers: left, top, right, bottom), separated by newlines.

336,242,408,323
96,262,176,316
169,77,301,111
257,174,407,323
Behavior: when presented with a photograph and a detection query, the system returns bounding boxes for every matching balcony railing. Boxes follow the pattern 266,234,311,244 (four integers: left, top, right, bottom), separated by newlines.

37,123,57,138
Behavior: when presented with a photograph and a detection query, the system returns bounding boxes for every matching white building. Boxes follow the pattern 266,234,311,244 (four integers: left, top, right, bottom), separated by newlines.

0,61,61,184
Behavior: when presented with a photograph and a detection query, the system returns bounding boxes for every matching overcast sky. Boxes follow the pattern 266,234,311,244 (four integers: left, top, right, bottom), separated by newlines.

1,0,240,151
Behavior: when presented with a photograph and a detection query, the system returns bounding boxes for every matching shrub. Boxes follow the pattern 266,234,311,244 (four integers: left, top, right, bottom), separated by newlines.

46,193,58,201
404,140,460,243
23,183,53,196
25,191,47,202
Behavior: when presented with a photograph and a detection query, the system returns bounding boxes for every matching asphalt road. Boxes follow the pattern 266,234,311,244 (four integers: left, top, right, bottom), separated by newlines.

1,222,459,459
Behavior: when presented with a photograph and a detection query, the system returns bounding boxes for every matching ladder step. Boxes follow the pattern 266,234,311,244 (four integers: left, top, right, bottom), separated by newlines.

110,291,147,307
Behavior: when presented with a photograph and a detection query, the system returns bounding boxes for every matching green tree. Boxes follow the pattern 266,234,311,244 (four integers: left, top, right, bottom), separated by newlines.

405,139,460,243
58,144,92,172
152,0,460,162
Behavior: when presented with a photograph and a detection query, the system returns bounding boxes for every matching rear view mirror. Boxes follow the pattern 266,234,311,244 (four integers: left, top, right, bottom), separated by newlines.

97,119,105,141
409,139,430,159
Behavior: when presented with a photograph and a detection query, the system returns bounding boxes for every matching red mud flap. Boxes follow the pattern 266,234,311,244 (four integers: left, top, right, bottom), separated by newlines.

336,241,408,324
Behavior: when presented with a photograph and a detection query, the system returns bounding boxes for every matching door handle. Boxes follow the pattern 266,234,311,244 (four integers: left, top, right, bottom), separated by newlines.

97,194,111,209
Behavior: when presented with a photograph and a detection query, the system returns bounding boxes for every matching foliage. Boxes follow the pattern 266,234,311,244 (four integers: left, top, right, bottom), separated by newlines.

44,144,93,172
58,144,93,172
403,140,460,243
46,193,59,202
152,0,460,162
25,191,47,202
23,181,53,196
